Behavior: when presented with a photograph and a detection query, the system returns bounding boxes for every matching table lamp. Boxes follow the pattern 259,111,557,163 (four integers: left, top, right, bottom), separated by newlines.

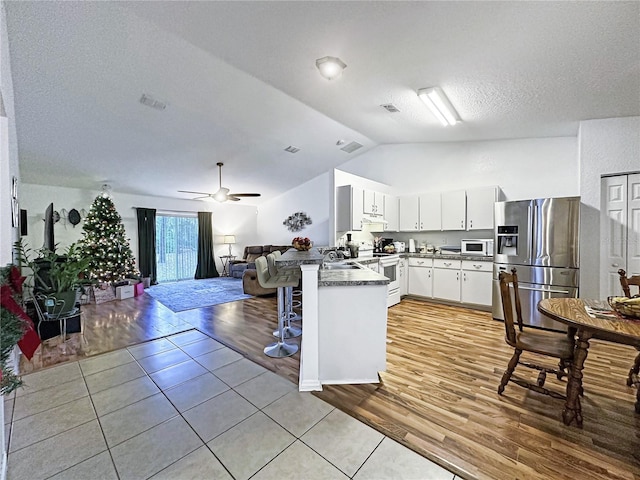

223,235,236,256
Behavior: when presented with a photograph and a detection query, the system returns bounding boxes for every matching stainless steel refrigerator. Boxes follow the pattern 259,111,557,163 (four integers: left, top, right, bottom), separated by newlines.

492,196,580,331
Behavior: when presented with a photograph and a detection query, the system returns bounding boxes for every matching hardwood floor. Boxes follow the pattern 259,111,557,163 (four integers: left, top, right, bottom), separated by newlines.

19,293,640,479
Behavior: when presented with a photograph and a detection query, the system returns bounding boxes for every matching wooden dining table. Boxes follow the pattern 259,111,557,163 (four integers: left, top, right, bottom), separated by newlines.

538,298,640,427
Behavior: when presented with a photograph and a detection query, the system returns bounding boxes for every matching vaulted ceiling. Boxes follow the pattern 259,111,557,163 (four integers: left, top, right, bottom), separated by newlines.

5,1,639,204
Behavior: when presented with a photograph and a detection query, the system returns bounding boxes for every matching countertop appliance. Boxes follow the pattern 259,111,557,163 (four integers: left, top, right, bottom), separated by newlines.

461,239,494,256
393,241,405,253
408,239,416,253
492,196,580,331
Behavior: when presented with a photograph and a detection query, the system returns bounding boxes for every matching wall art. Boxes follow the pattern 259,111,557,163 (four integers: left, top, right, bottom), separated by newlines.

283,211,312,232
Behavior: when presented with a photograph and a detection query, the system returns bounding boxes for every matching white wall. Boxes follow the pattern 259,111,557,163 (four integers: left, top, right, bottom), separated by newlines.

256,172,332,247
578,116,640,298
20,183,259,273
0,1,19,476
337,137,579,200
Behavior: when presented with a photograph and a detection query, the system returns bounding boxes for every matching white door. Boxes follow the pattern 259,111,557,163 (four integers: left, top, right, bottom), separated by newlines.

466,186,497,230
363,189,376,215
628,173,640,277
408,266,432,297
399,196,420,231
600,176,628,297
441,190,466,231
419,192,441,231
433,268,461,301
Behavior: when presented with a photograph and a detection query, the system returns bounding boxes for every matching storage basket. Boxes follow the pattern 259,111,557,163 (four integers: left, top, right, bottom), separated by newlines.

608,297,640,319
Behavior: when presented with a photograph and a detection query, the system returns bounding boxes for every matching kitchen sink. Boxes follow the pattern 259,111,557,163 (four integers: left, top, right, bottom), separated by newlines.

322,263,362,270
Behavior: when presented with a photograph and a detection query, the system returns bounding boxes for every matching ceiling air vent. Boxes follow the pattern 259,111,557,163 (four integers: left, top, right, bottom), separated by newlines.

139,94,166,111
380,103,400,113
284,145,300,154
340,141,363,154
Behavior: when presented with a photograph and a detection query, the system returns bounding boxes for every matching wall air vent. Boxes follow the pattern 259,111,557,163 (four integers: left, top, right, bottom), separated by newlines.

380,103,400,113
284,145,300,153
139,94,167,111
340,141,363,154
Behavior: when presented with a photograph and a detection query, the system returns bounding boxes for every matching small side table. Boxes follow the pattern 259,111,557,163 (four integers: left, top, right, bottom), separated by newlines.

219,255,236,277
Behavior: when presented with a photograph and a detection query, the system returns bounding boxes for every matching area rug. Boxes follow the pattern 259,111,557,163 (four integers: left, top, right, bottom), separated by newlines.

145,277,252,312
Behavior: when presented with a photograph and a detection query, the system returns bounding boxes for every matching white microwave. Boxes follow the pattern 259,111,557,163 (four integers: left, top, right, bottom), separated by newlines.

461,239,494,257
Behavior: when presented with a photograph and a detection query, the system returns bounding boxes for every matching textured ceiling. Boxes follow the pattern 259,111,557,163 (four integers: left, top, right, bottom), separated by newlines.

5,1,640,203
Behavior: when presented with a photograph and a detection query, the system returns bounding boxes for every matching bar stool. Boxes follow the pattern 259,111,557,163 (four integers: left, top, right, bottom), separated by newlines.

267,253,301,338
270,251,302,325
255,256,299,358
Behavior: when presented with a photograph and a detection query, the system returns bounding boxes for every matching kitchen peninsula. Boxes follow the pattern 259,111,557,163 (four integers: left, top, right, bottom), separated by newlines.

275,248,389,390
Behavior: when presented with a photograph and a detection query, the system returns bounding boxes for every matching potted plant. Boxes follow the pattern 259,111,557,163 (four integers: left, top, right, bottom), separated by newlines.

16,241,94,316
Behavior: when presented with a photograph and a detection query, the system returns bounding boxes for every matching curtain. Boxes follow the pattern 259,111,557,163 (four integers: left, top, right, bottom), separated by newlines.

136,208,157,284
195,211,219,279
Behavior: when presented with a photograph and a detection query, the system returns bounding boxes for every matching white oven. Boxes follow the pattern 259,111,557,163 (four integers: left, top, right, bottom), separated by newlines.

378,255,400,307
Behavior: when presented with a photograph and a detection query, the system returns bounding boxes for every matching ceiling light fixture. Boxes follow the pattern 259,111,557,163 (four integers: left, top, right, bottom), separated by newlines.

417,87,460,126
315,56,347,80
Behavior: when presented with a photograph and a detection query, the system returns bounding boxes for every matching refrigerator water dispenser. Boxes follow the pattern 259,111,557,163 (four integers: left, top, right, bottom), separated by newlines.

497,225,518,256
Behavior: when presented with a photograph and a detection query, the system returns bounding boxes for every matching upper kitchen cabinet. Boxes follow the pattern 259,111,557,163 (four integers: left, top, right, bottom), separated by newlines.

363,189,384,217
336,185,364,232
466,186,501,230
384,195,399,232
441,190,466,231
399,193,441,231
399,196,420,230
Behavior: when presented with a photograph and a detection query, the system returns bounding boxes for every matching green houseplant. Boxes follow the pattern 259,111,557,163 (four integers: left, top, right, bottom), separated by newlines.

16,240,94,316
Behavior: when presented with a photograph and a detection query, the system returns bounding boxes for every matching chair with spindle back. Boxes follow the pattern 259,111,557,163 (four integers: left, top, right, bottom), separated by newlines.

497,268,576,400
618,269,640,392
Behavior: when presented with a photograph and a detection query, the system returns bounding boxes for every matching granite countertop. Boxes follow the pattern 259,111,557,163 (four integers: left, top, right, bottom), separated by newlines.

319,266,389,287
276,247,324,266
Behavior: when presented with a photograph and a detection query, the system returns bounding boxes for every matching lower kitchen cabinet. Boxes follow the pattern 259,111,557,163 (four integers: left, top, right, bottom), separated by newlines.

399,258,408,296
433,259,461,302
460,260,492,306
408,257,432,297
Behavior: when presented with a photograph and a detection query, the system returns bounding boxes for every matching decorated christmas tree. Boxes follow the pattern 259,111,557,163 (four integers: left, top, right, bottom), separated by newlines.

78,192,138,283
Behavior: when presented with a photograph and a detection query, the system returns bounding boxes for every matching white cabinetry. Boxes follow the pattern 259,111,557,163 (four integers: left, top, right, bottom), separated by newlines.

419,192,441,231
399,196,420,231
460,260,492,306
336,185,363,232
466,186,499,230
399,193,441,231
433,259,461,302
408,257,433,297
600,173,640,296
363,189,384,216
441,190,466,231
399,257,408,296
384,195,399,232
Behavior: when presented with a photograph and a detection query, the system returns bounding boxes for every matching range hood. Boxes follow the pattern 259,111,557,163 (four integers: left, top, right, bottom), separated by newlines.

362,215,387,225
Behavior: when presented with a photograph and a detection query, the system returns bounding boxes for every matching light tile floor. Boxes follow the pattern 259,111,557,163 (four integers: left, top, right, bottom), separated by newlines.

6,330,460,480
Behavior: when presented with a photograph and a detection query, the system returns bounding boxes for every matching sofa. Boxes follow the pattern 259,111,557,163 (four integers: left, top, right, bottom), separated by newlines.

229,245,290,279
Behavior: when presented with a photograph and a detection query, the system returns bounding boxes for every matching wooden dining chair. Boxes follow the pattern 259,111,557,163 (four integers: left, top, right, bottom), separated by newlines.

497,268,576,399
617,269,640,390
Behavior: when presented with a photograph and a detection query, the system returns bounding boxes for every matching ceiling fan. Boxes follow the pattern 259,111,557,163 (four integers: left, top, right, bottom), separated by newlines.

179,162,261,202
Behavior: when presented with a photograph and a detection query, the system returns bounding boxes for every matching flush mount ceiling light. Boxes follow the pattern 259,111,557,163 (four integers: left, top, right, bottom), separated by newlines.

417,87,460,126
315,56,347,80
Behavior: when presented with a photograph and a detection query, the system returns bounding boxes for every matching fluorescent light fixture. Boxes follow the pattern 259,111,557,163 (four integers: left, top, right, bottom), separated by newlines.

315,56,347,80
223,235,236,256
417,87,460,126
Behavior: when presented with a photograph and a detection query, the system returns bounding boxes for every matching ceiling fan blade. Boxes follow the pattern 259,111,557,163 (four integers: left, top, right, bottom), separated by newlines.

227,196,242,202
193,195,213,200
178,190,212,195
228,193,261,197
